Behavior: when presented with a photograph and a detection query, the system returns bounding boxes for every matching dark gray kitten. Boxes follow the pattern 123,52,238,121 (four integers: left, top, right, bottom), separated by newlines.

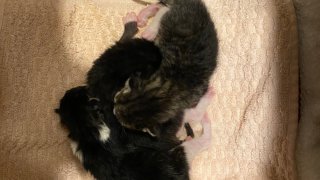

114,0,218,136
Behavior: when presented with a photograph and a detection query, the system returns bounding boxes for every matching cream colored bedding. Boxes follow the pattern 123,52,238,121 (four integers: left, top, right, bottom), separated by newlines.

0,0,299,179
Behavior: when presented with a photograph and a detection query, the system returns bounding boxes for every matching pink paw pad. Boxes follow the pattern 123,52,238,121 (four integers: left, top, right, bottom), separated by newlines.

137,4,161,27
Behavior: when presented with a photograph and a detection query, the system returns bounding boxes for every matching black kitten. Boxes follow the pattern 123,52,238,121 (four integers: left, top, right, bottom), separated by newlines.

56,86,190,180
113,0,218,136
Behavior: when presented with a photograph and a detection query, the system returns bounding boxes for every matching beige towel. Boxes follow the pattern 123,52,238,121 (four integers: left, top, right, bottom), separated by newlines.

0,0,298,179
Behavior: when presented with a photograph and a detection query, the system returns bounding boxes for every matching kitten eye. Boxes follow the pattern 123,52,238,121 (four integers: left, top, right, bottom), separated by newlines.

126,72,143,92
128,77,138,89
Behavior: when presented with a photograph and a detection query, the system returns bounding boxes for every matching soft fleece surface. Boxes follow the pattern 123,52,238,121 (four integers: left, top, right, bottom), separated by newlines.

0,0,299,179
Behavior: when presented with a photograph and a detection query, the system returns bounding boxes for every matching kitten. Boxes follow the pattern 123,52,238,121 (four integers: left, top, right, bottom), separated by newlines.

113,0,218,136
55,86,190,180
56,85,211,180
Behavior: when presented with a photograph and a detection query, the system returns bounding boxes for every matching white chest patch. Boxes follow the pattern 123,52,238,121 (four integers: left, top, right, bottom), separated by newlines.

99,123,110,142
70,141,83,163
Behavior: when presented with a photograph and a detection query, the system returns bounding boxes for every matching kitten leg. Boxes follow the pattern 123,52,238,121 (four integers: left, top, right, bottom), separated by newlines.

182,113,212,164
176,87,214,140
183,87,214,123
141,6,169,41
176,122,196,141
137,3,162,27
119,12,139,42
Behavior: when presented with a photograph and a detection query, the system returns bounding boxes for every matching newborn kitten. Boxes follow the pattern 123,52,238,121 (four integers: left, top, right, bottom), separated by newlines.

55,86,190,180
56,86,212,180
113,0,218,136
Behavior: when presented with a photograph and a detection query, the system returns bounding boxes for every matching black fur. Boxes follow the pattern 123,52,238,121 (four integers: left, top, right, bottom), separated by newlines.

87,38,162,104
56,86,190,180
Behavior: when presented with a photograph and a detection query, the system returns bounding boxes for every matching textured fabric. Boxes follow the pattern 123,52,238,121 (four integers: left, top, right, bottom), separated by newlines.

293,0,320,179
0,0,299,179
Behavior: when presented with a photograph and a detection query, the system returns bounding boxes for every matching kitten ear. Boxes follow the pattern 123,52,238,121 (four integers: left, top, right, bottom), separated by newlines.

128,73,143,90
126,77,135,89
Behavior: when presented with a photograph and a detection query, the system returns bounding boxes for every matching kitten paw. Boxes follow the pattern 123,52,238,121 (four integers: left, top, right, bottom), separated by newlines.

183,87,214,122
141,28,158,41
122,12,138,25
182,113,212,163
137,3,161,27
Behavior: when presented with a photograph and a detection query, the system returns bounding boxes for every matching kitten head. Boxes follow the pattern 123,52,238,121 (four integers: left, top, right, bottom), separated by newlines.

55,86,109,143
113,74,179,136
